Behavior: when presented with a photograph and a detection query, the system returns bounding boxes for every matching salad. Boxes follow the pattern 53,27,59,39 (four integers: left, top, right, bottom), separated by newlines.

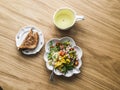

48,41,79,74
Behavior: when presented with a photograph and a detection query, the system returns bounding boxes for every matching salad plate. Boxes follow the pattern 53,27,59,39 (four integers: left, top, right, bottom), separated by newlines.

44,37,82,77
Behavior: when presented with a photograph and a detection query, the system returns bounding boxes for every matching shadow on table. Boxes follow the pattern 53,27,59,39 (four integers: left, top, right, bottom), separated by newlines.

54,23,84,37
0,86,3,90
16,45,45,59
48,73,82,84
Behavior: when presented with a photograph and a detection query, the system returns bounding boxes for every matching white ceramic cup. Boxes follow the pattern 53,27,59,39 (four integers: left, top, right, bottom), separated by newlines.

53,8,84,30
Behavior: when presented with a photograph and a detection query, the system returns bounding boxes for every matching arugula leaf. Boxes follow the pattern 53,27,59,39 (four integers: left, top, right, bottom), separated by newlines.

49,41,53,46
66,64,74,70
61,66,67,73
48,53,52,60
50,46,59,52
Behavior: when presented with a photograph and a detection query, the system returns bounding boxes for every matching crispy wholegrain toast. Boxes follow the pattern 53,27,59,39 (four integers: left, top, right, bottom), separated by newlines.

18,29,39,50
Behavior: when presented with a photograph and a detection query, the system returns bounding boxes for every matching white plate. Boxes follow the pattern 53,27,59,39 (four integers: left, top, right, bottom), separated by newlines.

44,37,83,77
15,26,44,55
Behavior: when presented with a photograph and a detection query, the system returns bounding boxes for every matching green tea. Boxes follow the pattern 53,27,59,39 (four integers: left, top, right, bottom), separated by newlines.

54,9,75,29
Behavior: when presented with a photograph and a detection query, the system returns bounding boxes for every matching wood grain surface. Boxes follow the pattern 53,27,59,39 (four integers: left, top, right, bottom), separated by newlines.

0,0,120,90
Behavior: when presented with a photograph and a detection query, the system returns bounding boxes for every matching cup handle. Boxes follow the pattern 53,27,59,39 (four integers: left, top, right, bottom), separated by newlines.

76,15,84,21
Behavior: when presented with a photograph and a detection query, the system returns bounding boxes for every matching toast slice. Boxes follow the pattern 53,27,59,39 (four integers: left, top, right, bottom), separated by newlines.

18,29,39,50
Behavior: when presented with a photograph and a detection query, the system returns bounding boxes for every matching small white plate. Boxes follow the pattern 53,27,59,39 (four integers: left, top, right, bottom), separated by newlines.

15,26,44,55
44,37,83,77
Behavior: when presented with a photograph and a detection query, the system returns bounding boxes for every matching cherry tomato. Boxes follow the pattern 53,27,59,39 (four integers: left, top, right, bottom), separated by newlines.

56,42,60,46
74,60,79,66
70,48,74,51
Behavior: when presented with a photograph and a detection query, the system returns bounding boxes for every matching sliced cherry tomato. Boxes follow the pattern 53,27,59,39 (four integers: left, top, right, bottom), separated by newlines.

59,50,65,56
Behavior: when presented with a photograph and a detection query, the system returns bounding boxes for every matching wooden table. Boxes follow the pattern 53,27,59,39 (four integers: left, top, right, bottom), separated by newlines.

0,0,120,90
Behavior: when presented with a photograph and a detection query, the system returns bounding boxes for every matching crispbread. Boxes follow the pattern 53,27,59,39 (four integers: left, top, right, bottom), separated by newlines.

18,29,39,50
